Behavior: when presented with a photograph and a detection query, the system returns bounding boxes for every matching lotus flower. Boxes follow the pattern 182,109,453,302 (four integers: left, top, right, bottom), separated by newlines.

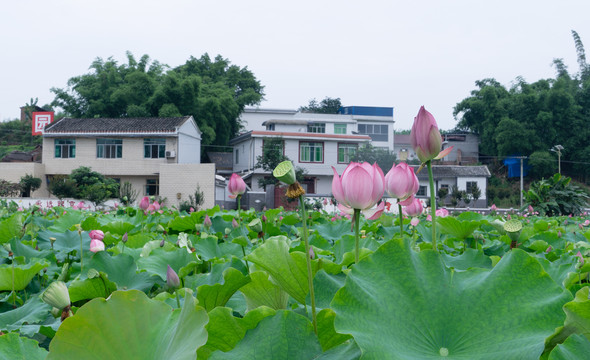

166,265,180,289
410,106,452,163
89,230,104,241
89,239,105,253
384,162,419,204
403,197,424,217
232,218,239,229
203,214,212,228
435,208,450,217
228,173,247,199
331,162,385,220
410,217,420,226
139,196,150,210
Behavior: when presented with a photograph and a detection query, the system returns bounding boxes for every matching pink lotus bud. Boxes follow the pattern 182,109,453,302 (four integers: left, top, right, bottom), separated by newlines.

410,106,445,163
331,162,385,220
309,247,315,259
228,173,247,199
204,214,212,228
575,251,584,265
426,214,432,221
18,207,23,211
139,196,150,210
152,201,160,211
262,214,267,222
490,204,497,211
232,218,239,229
403,197,423,217
564,220,568,225
546,246,552,253
89,230,105,241
580,224,584,230
122,232,128,243
528,205,534,213
90,239,105,253
189,207,195,213
584,220,590,226
160,239,166,247
410,217,420,226
166,265,180,289
384,162,419,201
558,231,562,238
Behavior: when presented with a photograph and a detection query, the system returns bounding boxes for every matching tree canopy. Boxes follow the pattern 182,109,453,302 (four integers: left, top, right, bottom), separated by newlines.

51,52,265,146
299,97,342,114
453,31,590,180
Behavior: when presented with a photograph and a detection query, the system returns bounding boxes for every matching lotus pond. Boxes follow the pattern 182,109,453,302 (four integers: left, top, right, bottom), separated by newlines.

0,203,589,360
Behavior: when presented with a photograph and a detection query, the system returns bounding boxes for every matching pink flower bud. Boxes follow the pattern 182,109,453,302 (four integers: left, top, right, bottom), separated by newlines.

228,173,246,199
384,162,419,201
410,217,420,226
139,196,150,210
122,232,128,243
204,214,212,228
331,162,385,220
90,239,105,253
166,265,180,289
309,247,315,259
232,218,239,229
403,197,423,217
89,230,105,241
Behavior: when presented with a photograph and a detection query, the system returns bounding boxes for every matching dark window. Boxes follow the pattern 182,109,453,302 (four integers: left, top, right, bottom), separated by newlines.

307,123,326,133
144,138,166,158
97,138,122,158
417,185,427,196
146,179,159,196
55,139,76,158
357,124,389,141
466,181,477,194
302,177,316,194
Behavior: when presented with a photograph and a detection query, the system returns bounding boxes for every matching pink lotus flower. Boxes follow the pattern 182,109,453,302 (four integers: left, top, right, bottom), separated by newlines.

152,201,160,211
189,207,195,213
427,214,432,221
584,220,590,226
410,106,453,163
90,239,105,253
89,230,104,241
575,251,584,265
232,218,239,229
204,214,212,228
435,208,450,217
139,196,150,210
410,217,420,226
228,173,247,199
384,162,419,204
490,204,497,211
403,197,424,217
166,265,180,289
331,162,385,220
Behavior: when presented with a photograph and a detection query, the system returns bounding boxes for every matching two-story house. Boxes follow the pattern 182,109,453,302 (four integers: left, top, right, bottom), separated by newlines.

0,116,216,208
394,131,479,165
231,106,394,195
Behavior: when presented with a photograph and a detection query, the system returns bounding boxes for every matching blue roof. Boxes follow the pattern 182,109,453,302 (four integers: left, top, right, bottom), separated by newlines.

338,106,393,117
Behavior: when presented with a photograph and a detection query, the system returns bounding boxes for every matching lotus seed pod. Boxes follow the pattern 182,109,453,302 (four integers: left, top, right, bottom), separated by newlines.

42,281,71,310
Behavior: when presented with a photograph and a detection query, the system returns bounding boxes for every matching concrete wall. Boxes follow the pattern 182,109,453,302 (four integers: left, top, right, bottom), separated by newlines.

0,162,48,197
178,120,201,164
159,163,216,210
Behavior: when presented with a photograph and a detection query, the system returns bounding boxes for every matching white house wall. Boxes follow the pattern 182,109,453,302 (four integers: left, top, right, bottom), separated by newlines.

456,177,487,200
177,120,201,164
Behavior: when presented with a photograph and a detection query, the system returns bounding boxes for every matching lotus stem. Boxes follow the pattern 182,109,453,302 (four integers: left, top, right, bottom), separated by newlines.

427,160,438,252
237,195,249,272
175,290,181,308
398,203,404,238
79,231,84,273
354,208,361,263
299,194,317,335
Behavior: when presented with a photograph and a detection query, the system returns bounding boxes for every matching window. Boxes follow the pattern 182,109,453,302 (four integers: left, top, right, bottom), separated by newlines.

357,124,389,141
466,181,478,194
235,149,239,164
334,124,347,134
417,185,427,196
146,179,159,196
338,143,357,163
299,142,323,163
307,123,325,133
55,139,75,158
97,138,122,158
266,123,275,131
144,138,166,158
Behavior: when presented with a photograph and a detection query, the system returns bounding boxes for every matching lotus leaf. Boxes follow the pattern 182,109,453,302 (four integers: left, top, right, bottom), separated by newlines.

0,333,47,360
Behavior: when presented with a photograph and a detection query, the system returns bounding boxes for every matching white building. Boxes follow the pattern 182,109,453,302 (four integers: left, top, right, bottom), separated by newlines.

231,106,395,195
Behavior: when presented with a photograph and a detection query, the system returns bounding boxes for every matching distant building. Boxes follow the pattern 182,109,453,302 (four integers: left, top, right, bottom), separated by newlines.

394,131,479,165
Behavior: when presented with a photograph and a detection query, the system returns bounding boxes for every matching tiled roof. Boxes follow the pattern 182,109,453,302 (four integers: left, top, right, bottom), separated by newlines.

207,152,233,170
44,116,193,134
412,165,491,179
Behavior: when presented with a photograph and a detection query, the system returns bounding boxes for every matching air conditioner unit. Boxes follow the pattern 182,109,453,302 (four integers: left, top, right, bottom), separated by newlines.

165,150,176,158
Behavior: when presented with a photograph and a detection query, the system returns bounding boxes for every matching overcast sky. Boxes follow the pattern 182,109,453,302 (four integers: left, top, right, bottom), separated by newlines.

1,0,588,130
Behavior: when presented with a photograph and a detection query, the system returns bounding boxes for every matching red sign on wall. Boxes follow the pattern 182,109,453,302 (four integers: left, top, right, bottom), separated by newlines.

32,112,54,135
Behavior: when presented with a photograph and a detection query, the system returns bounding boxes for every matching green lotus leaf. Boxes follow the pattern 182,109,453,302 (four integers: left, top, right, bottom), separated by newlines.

545,286,590,352
312,221,354,243
197,267,251,312
437,216,480,240
239,271,289,311
536,256,578,289
331,238,571,359
548,334,590,360
0,214,23,244
99,220,135,236
168,212,200,232
441,248,492,270
87,251,155,292
0,258,49,291
0,296,51,334
136,247,198,281
315,340,361,360
208,310,322,360
0,332,47,360
317,308,352,351
68,272,118,303
47,212,85,233
47,290,208,360
197,306,276,359
245,237,317,304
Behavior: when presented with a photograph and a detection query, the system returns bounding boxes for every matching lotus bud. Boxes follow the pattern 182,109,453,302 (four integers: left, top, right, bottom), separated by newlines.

262,214,267,222
139,196,150,210
90,239,105,253
224,227,232,235
232,218,239,229
160,239,166,247
228,173,247,199
42,281,71,310
122,232,128,243
204,214,212,228
410,217,420,227
89,230,104,241
410,106,443,163
248,218,263,233
166,265,180,289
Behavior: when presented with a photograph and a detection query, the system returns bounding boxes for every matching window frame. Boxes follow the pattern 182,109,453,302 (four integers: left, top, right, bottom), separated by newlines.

144,138,166,159
466,181,478,194
54,139,76,159
334,123,347,134
357,123,389,141
417,185,427,197
96,138,123,159
145,178,159,196
299,141,324,163
307,123,326,133
337,142,357,164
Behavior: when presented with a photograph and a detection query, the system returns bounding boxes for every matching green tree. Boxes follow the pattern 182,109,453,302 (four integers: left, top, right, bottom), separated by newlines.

528,151,556,179
255,137,289,189
19,174,42,197
51,52,264,147
351,144,396,173
299,97,342,114
49,167,119,205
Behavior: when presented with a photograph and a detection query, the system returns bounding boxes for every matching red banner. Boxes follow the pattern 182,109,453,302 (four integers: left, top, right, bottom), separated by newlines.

32,112,54,135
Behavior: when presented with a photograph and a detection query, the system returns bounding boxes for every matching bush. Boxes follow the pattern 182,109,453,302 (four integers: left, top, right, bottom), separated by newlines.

19,174,42,197
0,180,21,197
48,176,78,199
523,173,589,216
119,181,138,206
179,185,205,212
48,167,119,205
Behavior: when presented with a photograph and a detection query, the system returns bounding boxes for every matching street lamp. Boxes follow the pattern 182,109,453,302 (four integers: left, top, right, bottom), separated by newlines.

550,145,564,175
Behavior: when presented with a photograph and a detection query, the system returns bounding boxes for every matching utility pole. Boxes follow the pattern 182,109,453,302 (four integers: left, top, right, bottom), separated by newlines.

551,145,564,175
517,156,527,208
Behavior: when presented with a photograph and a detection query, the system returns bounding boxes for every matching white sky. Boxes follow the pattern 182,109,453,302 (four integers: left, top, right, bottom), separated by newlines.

1,0,588,130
